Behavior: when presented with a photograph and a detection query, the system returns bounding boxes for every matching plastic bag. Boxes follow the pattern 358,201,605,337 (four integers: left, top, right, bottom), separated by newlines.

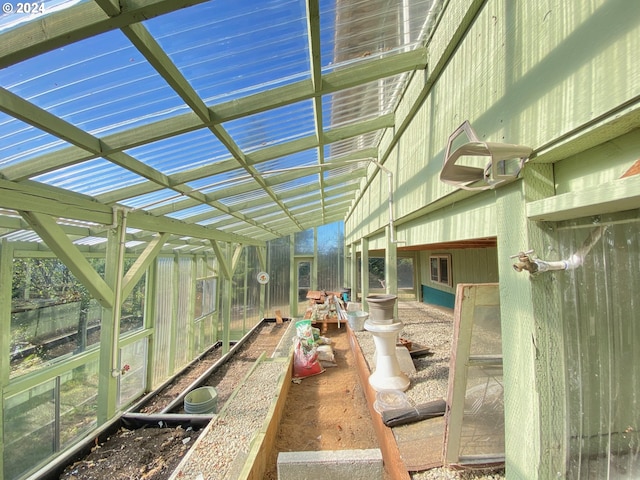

317,344,337,367
295,320,315,349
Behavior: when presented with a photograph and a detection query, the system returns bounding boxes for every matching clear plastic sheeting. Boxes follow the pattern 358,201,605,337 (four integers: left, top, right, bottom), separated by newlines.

558,209,640,479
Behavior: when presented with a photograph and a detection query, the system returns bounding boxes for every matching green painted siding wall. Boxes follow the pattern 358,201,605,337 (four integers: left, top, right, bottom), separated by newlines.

419,247,499,294
419,247,498,308
344,1,640,478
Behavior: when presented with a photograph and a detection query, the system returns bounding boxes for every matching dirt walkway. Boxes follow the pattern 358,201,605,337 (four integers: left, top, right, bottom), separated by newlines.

264,322,385,478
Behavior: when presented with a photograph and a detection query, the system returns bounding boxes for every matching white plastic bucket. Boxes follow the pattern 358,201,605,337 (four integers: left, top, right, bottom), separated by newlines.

184,386,218,414
347,311,369,331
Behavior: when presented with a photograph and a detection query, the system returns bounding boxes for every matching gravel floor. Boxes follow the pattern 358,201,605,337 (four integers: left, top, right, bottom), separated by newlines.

170,301,505,480
355,301,505,480
171,359,289,480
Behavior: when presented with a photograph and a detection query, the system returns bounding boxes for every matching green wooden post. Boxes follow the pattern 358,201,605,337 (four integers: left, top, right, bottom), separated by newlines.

168,254,179,376
144,259,157,392
289,235,297,317
97,216,124,424
221,243,233,354
0,240,14,475
188,256,197,360
242,248,248,332
257,246,267,320
385,225,398,317
361,237,369,310
496,164,564,479
312,227,318,292
349,243,358,302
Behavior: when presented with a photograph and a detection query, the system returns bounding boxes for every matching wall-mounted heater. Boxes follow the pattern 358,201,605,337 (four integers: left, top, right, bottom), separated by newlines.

440,121,532,191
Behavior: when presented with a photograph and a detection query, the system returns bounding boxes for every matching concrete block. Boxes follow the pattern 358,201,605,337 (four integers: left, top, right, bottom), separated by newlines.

277,448,383,480
396,345,416,374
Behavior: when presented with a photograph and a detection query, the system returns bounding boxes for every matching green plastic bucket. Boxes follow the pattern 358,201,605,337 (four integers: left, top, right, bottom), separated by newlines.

184,386,218,414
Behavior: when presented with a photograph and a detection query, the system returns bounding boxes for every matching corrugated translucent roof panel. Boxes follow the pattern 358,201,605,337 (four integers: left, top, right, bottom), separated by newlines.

0,114,72,168
0,0,443,249
0,230,41,242
253,149,318,175
328,132,381,158
0,0,90,33
327,0,435,70
223,100,316,153
144,0,310,104
186,168,253,195
124,129,230,175
324,74,408,130
165,204,216,221
33,158,144,195
271,175,318,195
119,189,185,210
197,212,239,227
218,188,271,208
0,30,189,136
323,163,364,182
73,236,108,247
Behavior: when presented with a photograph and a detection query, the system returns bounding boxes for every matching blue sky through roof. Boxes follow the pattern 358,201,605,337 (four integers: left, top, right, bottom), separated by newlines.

0,0,437,244
125,129,230,175
253,148,318,174
223,99,316,152
0,29,189,136
33,157,144,195
0,113,71,168
119,189,191,210
144,0,311,104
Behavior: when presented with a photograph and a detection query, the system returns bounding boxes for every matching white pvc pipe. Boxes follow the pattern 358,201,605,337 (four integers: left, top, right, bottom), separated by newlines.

533,225,606,272
111,207,128,377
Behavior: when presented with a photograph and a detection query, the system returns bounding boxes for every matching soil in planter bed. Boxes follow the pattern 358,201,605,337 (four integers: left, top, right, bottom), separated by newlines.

59,321,379,480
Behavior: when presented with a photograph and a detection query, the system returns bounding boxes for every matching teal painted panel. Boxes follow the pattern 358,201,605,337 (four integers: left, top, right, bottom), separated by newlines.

422,284,455,309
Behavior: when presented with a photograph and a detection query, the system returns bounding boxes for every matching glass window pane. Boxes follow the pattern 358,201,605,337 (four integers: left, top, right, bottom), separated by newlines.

118,339,148,408
11,258,104,378
440,257,449,284
121,261,146,334
294,229,314,255
4,380,56,479
60,361,99,449
430,257,439,282
461,366,504,458
195,277,217,319
369,257,386,289
398,258,414,289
